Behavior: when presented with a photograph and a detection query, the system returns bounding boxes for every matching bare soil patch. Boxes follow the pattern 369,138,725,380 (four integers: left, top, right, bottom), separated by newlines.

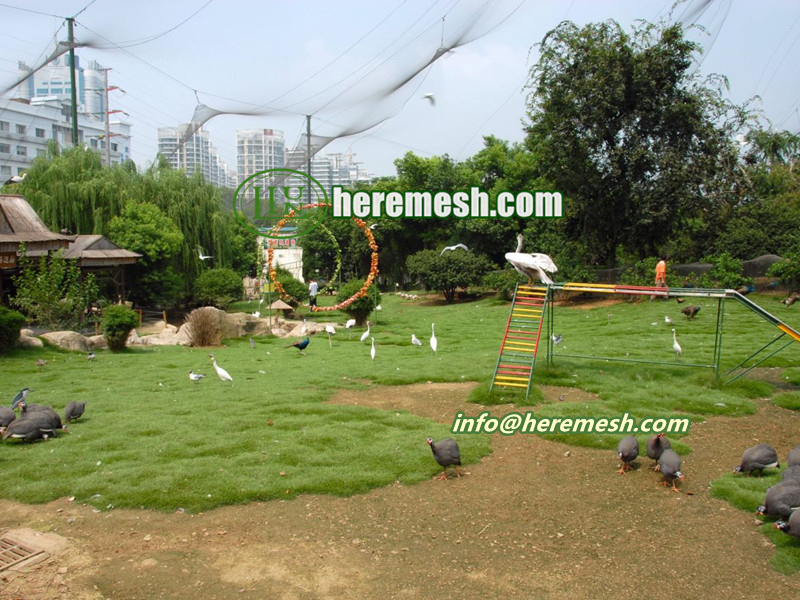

1,382,799,599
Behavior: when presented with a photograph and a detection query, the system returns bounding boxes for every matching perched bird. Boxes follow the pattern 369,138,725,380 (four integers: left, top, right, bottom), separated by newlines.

250,338,256,349
64,401,86,422
681,305,701,320
411,334,422,347
426,437,462,479
422,93,436,106
504,233,558,285
87,352,96,361
664,315,672,324
360,322,371,343
197,245,213,261
10,388,32,410
757,482,800,518
789,445,800,467
0,406,16,432
4,172,26,185
775,508,800,538
440,243,469,256
646,433,672,471
286,336,310,355
209,354,233,382
734,443,780,477
189,370,205,382
370,336,376,360
658,449,684,492
617,435,639,475
430,323,438,353
781,465,800,484
551,334,562,345
672,328,682,356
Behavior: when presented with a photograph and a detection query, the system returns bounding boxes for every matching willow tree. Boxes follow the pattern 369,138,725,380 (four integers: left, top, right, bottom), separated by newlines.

524,20,752,265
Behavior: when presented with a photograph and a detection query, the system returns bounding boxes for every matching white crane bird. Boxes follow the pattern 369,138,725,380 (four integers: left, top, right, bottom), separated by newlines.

430,323,438,353
209,354,233,382
671,329,682,357
440,244,469,256
360,321,371,343
370,337,376,360
504,233,558,284
197,245,213,261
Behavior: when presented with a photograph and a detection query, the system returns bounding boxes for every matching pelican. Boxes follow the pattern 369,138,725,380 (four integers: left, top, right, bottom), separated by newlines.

505,233,557,285
209,354,232,382
430,323,438,353
370,337,376,360
360,321,371,343
440,244,469,256
197,245,213,261
672,329,682,357
411,334,422,347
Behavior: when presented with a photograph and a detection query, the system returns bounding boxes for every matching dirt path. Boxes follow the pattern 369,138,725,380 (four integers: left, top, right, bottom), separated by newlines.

2,382,799,599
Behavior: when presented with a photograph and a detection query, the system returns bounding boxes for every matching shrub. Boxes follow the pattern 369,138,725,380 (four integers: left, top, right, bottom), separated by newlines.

619,257,660,287
406,249,493,303
195,268,243,309
337,278,381,325
185,306,220,347
767,252,800,288
102,305,139,352
0,306,25,352
482,269,524,300
701,252,752,289
274,268,309,308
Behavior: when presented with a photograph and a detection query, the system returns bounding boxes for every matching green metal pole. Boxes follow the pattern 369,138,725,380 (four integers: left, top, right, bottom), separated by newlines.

67,18,79,146
713,297,725,381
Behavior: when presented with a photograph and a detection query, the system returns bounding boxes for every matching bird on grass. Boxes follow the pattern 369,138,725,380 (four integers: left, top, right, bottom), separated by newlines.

345,318,356,338
664,315,672,325
672,328,682,357
675,297,685,304
427,437,462,479
189,370,205,383
2,414,48,442
370,337,376,360
64,401,86,423
411,334,422,347
505,233,558,285
301,319,308,336
757,482,800,519
326,324,336,348
646,433,672,471
775,509,800,539
286,336,310,355
659,449,684,492
781,466,800,484
87,352,96,361
551,333,562,345
430,323,438,353
681,305,701,320
734,443,779,477
197,245,213,261
617,435,639,475
250,338,256,349
0,406,16,434
360,322,371,343
440,243,469,256
208,354,233,382
35,359,47,368
19,401,66,436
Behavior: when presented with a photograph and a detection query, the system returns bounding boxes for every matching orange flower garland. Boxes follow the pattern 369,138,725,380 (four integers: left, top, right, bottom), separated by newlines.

266,204,379,312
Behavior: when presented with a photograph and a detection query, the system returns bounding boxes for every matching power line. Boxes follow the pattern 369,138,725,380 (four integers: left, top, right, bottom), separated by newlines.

0,2,63,18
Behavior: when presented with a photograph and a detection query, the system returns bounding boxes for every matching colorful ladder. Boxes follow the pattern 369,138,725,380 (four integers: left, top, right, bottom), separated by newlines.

489,283,548,398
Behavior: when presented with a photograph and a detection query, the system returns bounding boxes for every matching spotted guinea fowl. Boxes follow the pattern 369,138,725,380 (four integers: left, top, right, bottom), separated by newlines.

0,406,15,433
64,401,86,423
2,415,47,442
757,482,800,519
788,445,800,467
426,437,462,480
658,449,684,492
617,435,639,475
21,402,66,435
681,305,701,320
646,433,672,471
781,465,800,484
734,443,780,477
775,508,800,539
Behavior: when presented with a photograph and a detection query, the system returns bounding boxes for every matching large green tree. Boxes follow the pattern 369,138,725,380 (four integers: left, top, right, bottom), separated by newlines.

524,20,750,266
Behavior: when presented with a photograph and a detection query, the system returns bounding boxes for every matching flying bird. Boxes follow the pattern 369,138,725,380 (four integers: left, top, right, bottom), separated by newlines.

411,334,422,347
64,401,86,423
426,437,462,479
369,223,379,230
189,370,205,382
646,433,672,471
197,245,213,261
422,93,436,106
658,449,684,492
430,323,438,353
208,354,233,382
505,233,558,284
286,336,310,355
734,443,780,477
440,243,469,256
370,336,376,360
617,435,639,475
672,328,682,356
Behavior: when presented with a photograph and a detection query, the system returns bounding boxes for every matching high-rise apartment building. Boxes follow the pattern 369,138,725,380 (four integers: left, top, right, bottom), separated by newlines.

157,124,235,188
236,129,285,185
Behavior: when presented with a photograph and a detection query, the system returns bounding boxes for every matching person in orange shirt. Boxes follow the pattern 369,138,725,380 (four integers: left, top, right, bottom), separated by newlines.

651,256,667,301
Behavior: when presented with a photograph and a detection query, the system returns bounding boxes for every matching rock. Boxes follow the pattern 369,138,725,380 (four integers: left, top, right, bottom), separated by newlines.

20,328,35,337
87,335,107,349
40,331,90,352
18,334,43,348
175,324,192,346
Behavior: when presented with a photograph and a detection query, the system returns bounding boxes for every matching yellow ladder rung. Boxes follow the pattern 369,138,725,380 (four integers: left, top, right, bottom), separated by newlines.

496,375,529,382
493,381,528,389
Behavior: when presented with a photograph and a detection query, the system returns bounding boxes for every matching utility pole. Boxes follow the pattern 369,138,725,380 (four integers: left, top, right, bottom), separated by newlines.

67,18,79,146
306,115,311,177
103,68,111,166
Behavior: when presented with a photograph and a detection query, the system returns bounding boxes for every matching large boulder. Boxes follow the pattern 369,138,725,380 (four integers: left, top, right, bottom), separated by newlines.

18,334,43,348
87,335,108,349
40,331,90,352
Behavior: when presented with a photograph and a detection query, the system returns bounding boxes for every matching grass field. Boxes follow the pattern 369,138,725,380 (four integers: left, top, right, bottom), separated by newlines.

1,290,798,526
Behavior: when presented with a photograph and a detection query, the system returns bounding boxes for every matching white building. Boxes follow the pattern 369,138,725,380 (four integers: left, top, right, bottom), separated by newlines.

236,129,285,186
157,124,235,188
0,96,131,180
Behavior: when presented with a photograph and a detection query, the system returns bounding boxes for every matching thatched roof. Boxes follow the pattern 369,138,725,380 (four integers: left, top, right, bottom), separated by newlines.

0,195,72,266
63,235,141,267
270,299,293,310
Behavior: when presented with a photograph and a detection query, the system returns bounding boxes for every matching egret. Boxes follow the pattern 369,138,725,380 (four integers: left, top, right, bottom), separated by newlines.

189,370,205,382
197,245,213,261
672,329,682,357
422,93,436,106
345,318,356,338
504,233,557,284
326,324,336,348
665,315,672,324
411,334,422,347
209,354,233,382
301,319,308,335
360,321,371,343
430,323,438,353
370,337,376,360
440,243,469,256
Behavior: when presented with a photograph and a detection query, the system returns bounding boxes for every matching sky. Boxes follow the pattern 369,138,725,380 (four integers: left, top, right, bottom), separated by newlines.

1,0,799,178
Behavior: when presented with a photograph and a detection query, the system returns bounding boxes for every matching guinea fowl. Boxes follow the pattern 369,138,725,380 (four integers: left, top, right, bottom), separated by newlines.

0,406,15,432
775,509,800,539
21,402,66,435
426,437,462,479
64,401,86,423
757,482,800,519
2,415,47,442
734,443,780,477
681,305,701,320
617,435,639,475
658,449,684,492
788,445,800,467
781,465,800,484
646,433,672,471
